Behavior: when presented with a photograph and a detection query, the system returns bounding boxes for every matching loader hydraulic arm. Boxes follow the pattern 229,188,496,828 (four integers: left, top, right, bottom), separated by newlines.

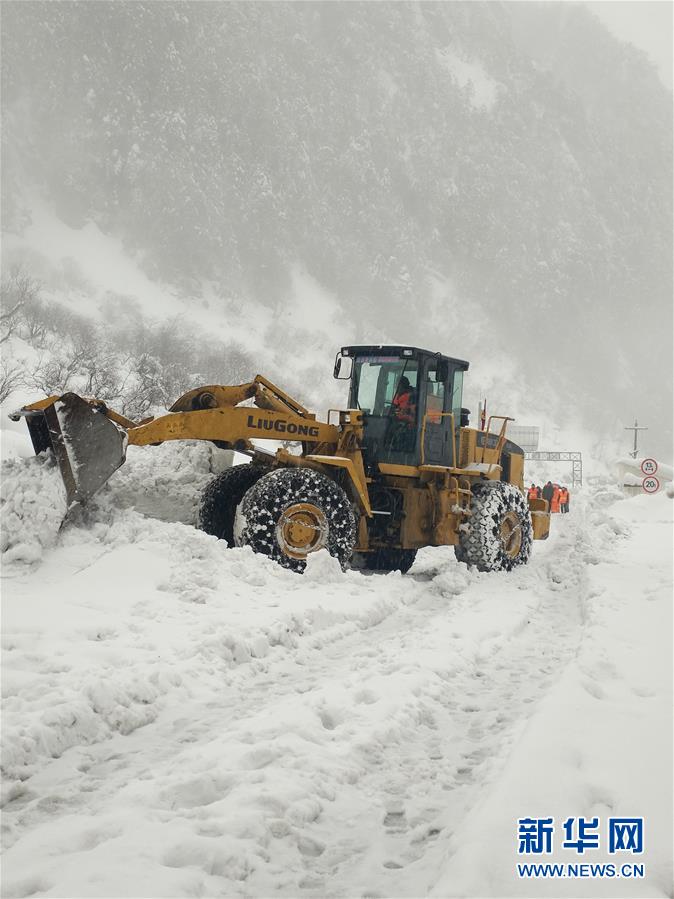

10,378,343,508
168,375,316,420
126,404,340,447
133,374,338,446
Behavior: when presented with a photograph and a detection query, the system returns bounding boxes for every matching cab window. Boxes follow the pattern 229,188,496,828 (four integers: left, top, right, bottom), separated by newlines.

425,366,445,425
451,370,464,423
352,357,418,417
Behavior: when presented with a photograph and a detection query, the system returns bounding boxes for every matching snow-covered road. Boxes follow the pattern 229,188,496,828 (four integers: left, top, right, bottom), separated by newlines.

1,448,672,898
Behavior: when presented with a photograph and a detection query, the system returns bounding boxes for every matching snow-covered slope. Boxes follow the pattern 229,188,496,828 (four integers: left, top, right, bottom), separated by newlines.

2,199,628,479
1,449,671,897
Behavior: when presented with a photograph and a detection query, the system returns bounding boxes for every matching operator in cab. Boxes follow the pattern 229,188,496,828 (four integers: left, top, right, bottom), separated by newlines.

392,376,416,425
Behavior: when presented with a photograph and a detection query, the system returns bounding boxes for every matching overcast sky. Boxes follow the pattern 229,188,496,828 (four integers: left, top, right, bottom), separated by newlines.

584,0,673,89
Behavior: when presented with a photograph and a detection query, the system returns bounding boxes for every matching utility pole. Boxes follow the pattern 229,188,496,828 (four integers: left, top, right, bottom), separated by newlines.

624,419,647,458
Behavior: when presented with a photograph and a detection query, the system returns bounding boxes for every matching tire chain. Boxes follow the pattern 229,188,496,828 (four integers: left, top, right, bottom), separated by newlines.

455,481,533,572
197,464,267,544
235,468,357,572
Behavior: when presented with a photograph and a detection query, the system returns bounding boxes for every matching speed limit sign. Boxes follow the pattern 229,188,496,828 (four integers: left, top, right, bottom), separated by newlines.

642,476,660,494
641,458,658,476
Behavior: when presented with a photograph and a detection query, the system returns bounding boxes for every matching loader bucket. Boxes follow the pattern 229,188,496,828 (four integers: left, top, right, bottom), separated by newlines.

20,393,127,508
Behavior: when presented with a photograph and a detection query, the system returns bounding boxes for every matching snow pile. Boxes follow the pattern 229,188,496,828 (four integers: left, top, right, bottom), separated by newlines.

0,426,34,462
103,440,223,526
0,437,224,566
303,547,345,584
0,453,67,563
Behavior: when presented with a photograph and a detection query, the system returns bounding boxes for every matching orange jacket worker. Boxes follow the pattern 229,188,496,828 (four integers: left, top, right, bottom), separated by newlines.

392,377,416,425
550,484,561,513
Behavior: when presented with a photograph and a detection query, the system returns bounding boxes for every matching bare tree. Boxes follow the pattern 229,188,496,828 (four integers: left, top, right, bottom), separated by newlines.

117,353,167,420
0,304,21,344
1,267,40,344
17,294,49,347
0,360,25,404
29,343,89,395
79,346,123,398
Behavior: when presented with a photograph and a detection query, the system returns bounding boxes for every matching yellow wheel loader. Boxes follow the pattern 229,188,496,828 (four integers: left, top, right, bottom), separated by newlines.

10,345,550,573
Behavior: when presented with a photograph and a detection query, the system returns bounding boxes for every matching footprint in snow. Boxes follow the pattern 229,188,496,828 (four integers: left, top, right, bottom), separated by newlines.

581,679,606,700
74,824,123,852
462,746,488,764
410,824,443,845
2,875,54,898
318,706,345,731
383,809,406,832
632,685,656,698
240,745,280,769
297,834,325,857
354,688,378,705
158,773,233,809
298,875,325,890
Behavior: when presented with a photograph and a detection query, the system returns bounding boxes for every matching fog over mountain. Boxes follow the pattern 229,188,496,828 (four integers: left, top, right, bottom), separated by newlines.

1,1,672,458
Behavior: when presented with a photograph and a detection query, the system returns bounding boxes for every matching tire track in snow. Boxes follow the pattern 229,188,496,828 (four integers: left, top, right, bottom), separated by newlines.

289,512,592,896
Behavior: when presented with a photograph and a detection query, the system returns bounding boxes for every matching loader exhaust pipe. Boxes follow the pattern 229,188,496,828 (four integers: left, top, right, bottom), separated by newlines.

11,393,127,508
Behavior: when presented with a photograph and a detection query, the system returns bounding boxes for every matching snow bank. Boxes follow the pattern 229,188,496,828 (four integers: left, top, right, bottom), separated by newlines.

0,454,66,563
104,440,223,526
0,426,34,462
0,435,226,567
2,503,404,785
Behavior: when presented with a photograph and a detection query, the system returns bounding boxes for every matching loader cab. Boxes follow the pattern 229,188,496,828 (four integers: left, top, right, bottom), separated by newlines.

335,346,469,470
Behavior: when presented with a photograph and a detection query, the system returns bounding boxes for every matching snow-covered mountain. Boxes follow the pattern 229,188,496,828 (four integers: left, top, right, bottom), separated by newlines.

1,1,672,459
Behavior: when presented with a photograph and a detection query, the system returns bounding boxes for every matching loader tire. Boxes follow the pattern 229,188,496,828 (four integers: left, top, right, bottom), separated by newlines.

197,464,267,546
454,481,532,572
363,548,418,574
234,468,356,573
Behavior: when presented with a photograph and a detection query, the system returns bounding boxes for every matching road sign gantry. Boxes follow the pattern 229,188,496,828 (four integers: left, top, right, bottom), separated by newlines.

524,451,583,488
